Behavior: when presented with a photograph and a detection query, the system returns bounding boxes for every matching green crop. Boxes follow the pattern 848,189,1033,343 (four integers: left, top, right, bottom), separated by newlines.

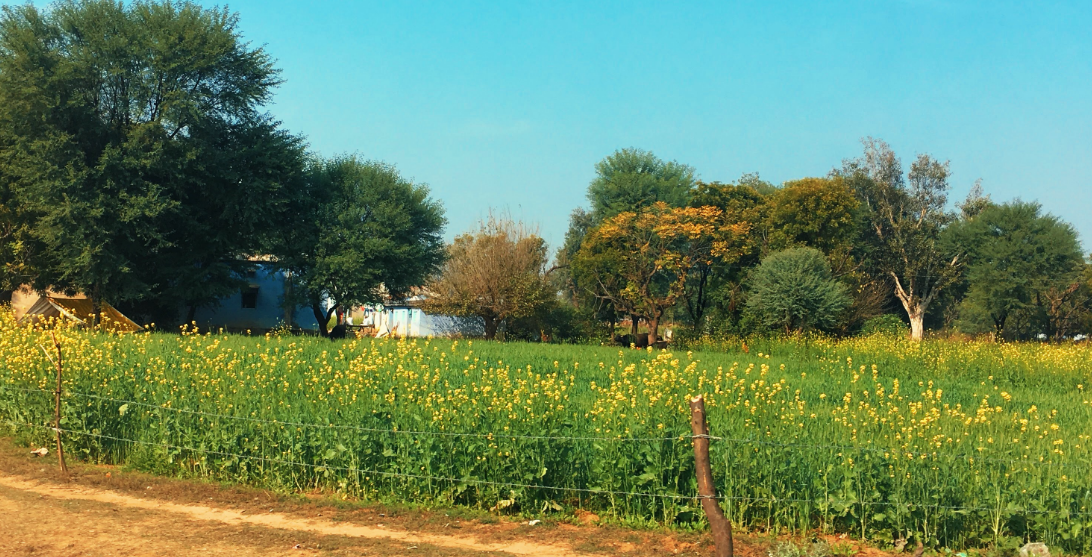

1,311,1090,552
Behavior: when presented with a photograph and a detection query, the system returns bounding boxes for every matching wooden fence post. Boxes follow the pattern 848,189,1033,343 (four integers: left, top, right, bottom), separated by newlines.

42,331,68,474
690,395,732,557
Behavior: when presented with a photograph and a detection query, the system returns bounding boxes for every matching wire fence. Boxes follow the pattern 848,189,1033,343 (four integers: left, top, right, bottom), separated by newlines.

3,384,1081,470
2,382,1090,520
5,419,1088,517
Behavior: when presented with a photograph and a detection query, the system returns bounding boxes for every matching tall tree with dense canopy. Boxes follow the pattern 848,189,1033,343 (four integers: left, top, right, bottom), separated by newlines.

586,148,695,221
558,148,697,334
682,181,765,329
277,156,446,336
766,177,859,254
952,201,1085,338
553,208,596,306
0,0,304,321
423,216,550,340
841,138,962,340
747,247,850,334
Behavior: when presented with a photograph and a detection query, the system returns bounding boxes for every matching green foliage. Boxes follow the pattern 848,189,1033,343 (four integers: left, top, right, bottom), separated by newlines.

840,138,961,340
766,177,859,254
747,247,850,333
683,181,768,330
860,314,907,336
951,201,1085,339
2,315,1091,552
736,171,779,196
552,208,615,321
573,203,743,341
0,0,303,321
503,297,605,343
586,148,695,221
277,156,446,335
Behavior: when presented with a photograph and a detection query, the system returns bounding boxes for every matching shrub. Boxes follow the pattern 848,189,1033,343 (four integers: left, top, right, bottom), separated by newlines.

746,247,850,334
860,314,908,336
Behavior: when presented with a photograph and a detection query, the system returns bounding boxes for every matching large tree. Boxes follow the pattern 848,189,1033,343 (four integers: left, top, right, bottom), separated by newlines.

278,156,445,336
682,181,766,329
423,215,551,340
586,148,695,221
952,201,1085,338
765,176,890,332
841,138,962,340
766,177,859,254
573,202,747,343
556,148,697,333
0,0,302,320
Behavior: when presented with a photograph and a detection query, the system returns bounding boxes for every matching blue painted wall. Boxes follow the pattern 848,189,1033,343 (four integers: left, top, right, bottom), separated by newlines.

191,265,320,332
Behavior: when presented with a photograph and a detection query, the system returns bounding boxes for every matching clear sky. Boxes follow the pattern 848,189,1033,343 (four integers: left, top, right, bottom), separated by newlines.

198,0,1090,252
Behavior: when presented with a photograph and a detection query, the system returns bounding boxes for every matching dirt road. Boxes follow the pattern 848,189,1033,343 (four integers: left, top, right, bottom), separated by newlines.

0,439,716,556
0,474,583,556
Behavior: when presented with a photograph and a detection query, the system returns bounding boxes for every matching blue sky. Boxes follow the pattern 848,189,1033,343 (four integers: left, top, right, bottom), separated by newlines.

209,1,1089,251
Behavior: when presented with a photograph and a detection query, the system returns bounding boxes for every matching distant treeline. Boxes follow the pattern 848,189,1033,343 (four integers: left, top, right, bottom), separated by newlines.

541,144,1090,342
1,1,1087,342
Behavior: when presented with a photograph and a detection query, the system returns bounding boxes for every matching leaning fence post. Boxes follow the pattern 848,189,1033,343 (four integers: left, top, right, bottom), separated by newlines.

47,331,68,474
690,395,732,557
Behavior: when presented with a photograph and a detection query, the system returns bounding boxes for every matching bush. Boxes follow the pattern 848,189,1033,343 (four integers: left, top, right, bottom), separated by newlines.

860,314,908,336
746,247,850,334
504,300,606,343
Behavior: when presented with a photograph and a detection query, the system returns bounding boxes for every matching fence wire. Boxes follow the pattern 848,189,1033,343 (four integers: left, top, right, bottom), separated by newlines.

3,419,1090,518
2,383,1086,470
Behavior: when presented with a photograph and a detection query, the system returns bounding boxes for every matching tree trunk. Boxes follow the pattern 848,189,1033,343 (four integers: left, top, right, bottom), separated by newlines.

282,273,295,328
90,283,102,328
312,303,331,337
483,316,499,340
993,313,1007,339
892,276,928,342
648,317,659,346
629,314,639,337
185,304,198,326
908,307,925,341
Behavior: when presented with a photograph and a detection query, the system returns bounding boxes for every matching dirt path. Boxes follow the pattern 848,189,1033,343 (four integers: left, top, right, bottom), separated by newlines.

0,437,727,556
0,473,589,556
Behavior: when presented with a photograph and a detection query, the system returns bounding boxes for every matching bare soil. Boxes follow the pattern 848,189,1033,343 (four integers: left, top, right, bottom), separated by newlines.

0,437,886,557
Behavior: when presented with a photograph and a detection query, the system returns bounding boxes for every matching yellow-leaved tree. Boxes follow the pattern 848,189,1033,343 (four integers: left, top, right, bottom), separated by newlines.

572,202,749,343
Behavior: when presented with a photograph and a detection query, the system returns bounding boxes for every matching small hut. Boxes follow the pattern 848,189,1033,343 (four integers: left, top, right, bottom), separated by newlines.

19,295,142,332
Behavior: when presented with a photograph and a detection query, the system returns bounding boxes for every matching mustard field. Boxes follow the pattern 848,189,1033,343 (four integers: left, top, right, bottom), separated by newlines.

0,310,1090,552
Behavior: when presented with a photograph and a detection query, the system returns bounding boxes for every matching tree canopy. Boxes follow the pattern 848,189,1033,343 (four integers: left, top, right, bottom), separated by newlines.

423,215,551,340
840,138,961,340
766,177,859,254
0,0,303,322
682,181,766,329
952,200,1085,338
573,201,748,343
586,148,695,221
277,156,445,336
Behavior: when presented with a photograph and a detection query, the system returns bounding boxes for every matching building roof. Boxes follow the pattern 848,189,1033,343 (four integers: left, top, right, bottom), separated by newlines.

21,296,142,333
